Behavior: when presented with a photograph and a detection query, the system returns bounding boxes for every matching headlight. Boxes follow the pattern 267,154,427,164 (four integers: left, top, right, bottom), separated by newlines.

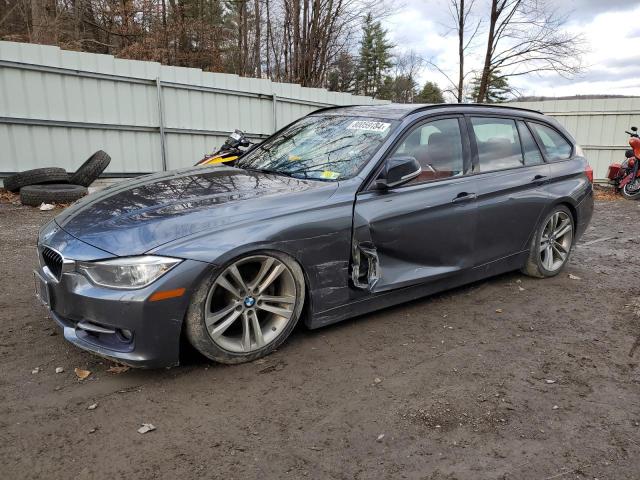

77,256,182,289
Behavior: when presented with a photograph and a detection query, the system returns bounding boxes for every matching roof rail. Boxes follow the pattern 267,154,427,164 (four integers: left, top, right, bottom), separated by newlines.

408,103,543,117
310,104,361,115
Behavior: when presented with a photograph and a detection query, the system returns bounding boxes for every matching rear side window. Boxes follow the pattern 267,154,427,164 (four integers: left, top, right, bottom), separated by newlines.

517,121,544,165
528,123,572,160
470,117,523,171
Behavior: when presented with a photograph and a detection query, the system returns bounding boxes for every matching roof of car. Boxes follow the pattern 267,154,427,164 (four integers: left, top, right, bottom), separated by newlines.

311,103,543,120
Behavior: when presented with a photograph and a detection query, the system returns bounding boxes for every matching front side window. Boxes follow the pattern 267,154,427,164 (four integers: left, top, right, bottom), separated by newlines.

388,118,465,184
236,115,397,181
470,117,524,171
528,123,572,160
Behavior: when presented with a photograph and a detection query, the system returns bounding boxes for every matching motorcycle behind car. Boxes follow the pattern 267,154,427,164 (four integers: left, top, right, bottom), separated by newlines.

195,130,253,166
607,126,640,199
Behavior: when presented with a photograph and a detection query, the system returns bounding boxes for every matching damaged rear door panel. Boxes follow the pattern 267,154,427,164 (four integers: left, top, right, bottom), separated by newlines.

351,177,478,292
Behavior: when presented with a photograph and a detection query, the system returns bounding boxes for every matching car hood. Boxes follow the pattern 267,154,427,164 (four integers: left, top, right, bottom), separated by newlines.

55,165,338,256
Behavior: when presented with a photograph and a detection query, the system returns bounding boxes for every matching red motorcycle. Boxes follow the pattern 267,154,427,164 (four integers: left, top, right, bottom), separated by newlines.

607,126,640,199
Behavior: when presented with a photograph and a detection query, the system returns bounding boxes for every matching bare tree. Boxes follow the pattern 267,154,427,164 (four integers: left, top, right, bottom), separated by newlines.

30,0,57,44
476,0,584,103
448,0,481,102
1,0,392,92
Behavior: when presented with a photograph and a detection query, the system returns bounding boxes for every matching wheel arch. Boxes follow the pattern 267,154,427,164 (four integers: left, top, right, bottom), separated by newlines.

177,246,314,351
523,197,578,250
180,247,310,364
549,199,578,245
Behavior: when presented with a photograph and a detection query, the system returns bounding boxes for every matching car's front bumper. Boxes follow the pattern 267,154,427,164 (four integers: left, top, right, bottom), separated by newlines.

36,222,211,368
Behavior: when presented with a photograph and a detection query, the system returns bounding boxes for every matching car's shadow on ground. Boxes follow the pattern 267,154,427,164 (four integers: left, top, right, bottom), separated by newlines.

175,270,525,372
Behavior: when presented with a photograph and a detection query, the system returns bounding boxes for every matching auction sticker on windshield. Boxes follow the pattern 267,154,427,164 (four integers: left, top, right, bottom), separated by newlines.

346,121,391,132
320,170,341,180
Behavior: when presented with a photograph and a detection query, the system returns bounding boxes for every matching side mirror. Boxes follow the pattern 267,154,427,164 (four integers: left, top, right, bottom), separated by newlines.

376,155,422,189
632,126,638,132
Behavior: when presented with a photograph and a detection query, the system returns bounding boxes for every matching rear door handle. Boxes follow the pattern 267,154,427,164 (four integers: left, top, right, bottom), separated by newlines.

532,174,548,183
452,192,477,203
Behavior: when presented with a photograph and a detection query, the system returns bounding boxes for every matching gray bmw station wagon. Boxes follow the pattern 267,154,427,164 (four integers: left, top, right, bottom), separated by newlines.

35,104,594,367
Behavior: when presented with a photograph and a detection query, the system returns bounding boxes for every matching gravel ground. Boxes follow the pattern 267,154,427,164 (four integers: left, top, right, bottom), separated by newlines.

0,195,639,480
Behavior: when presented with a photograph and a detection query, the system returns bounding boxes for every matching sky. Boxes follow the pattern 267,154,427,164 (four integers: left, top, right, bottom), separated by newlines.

382,0,640,99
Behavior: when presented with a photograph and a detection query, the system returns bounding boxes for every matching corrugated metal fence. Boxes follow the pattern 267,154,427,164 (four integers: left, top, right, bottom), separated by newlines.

0,41,387,175
507,97,640,181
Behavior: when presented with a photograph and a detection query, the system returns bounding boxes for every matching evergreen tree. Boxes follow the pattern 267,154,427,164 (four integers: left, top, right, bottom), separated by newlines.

415,81,445,103
470,70,511,103
377,75,418,103
356,13,393,98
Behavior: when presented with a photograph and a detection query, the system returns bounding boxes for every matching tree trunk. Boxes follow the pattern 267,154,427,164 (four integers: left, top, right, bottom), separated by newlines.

31,0,55,44
457,0,464,102
292,0,300,81
254,0,261,77
265,0,271,78
477,0,498,103
242,1,249,75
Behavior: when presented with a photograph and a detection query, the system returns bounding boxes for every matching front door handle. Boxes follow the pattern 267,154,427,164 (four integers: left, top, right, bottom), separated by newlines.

452,192,477,203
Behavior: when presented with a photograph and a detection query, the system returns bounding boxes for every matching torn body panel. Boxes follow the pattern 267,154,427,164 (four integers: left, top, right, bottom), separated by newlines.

351,239,380,290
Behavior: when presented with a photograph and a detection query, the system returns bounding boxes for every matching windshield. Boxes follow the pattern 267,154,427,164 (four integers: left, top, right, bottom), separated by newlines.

236,115,397,181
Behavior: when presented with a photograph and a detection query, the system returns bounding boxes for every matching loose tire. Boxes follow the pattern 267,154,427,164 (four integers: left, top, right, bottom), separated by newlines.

185,251,305,364
522,205,574,278
20,184,88,206
69,150,111,187
3,167,69,192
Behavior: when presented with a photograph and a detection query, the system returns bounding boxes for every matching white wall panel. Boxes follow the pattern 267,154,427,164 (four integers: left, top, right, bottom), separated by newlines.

0,41,387,175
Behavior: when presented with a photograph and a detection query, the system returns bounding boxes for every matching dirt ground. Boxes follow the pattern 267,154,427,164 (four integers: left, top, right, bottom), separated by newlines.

1,194,639,480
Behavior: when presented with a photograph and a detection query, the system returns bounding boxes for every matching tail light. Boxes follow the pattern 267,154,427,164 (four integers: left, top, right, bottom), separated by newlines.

608,163,622,180
585,164,593,183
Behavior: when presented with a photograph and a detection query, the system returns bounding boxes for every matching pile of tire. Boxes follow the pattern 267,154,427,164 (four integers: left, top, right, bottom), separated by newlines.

2,151,111,206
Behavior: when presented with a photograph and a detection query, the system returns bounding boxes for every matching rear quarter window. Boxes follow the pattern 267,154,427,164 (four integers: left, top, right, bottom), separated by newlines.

528,123,572,161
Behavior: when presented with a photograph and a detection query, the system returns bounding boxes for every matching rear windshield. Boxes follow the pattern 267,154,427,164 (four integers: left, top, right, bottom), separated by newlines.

236,115,398,181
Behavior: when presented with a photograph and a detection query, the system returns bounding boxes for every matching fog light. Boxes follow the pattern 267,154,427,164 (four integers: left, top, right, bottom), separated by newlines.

119,329,133,341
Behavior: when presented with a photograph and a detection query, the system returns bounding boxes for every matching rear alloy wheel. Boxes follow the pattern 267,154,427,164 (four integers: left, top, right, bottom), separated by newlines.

185,252,305,364
522,206,574,278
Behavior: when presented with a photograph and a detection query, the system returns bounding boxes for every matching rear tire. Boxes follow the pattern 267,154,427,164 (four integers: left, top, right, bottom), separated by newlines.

522,205,574,278
3,168,69,192
185,251,306,364
20,184,88,206
69,150,111,187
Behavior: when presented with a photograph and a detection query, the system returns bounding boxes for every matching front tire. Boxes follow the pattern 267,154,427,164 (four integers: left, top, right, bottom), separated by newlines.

522,205,574,278
185,251,305,364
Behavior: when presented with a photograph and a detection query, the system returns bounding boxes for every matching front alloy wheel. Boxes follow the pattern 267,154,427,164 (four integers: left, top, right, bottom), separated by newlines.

522,206,574,278
185,252,305,364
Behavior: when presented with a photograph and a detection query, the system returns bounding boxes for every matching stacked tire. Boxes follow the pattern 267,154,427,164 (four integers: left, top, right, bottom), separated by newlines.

2,151,110,206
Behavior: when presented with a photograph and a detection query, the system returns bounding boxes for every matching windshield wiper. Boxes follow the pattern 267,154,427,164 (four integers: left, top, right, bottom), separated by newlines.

242,167,297,178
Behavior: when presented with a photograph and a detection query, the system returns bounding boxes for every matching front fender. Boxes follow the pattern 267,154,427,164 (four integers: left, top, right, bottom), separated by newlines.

149,198,355,318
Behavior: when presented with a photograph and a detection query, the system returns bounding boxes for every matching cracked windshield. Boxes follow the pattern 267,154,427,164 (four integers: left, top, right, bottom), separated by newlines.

236,115,398,181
